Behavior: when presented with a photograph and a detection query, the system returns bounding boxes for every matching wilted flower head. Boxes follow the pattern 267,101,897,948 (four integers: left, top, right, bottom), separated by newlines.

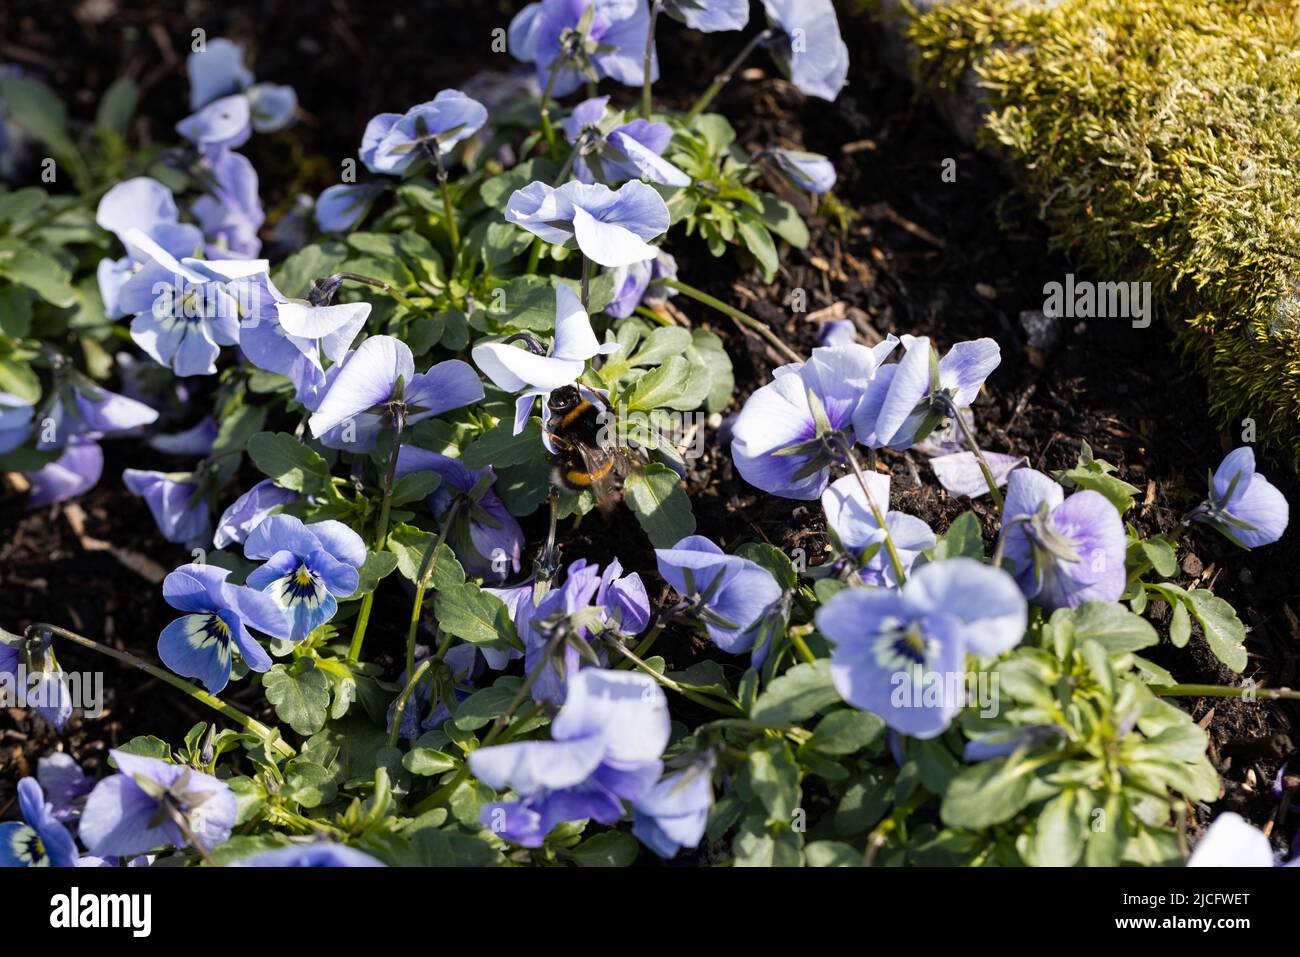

561,95,689,187
244,515,367,642
606,250,677,319
510,0,656,98
505,179,670,267
0,778,78,867
661,0,749,32
766,148,836,193
816,558,1027,737
632,757,715,859
394,447,525,582
26,438,104,508
999,469,1126,611
471,668,669,847
731,340,897,499
473,284,617,433
854,335,1000,452
123,468,212,546
156,562,291,693
388,643,482,740
213,479,298,549
306,335,484,451
0,628,73,729
821,473,935,588
1189,447,1288,549
655,535,782,655
233,844,386,867
360,90,488,176
315,183,386,234
80,750,237,859
37,753,93,823
760,0,849,102
193,147,265,258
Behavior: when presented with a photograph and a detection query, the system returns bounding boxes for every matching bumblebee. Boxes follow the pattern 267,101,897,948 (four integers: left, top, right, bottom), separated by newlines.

544,386,645,512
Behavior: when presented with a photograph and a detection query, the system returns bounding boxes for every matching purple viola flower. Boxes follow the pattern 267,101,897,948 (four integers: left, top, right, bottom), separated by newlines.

731,340,898,500
760,0,849,102
241,278,371,406
0,629,73,729
632,758,715,859
95,178,204,319
605,250,677,319
193,147,265,258
766,148,836,193
998,469,1126,612
1187,812,1280,867
473,284,617,434
816,557,1027,738
655,535,782,654
394,447,525,582
661,0,749,32
509,0,656,98
183,38,296,140
522,558,648,705
1189,447,1289,549
471,668,669,847
27,438,104,508
37,753,93,823
156,562,290,693
821,473,935,588
115,229,268,377
123,469,211,546
360,90,488,176
306,336,483,452
561,95,689,187
177,94,253,152
315,183,386,234
0,778,78,867
37,376,159,451
854,335,1001,452
213,479,298,549
233,844,385,867
962,725,1061,762
80,750,237,859
505,179,670,268
816,319,855,348
0,391,34,454
244,515,367,642
148,417,218,456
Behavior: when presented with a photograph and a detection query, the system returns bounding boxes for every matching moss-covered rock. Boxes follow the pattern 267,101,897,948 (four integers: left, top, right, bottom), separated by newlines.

881,0,1300,466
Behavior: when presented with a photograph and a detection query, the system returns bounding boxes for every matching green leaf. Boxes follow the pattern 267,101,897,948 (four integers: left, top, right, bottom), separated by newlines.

571,830,639,867
480,158,560,210
247,431,331,493
805,840,862,867
1139,537,1178,578
622,462,696,548
732,816,803,867
0,76,87,187
95,77,138,135
735,213,779,282
113,736,172,763
1184,589,1247,672
757,193,810,248
433,582,518,649
263,659,331,736
386,523,466,589
749,660,839,727
747,739,801,821
685,329,734,413
927,511,984,561
1067,601,1158,653
0,240,77,307
462,420,545,470
346,551,400,601
807,709,885,755
833,768,894,837
1169,599,1191,648
452,676,524,731
940,756,1036,829
403,749,459,776
1025,788,1087,866
389,470,441,506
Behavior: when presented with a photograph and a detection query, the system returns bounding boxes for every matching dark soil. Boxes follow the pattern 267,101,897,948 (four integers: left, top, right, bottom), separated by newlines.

2,2,1295,852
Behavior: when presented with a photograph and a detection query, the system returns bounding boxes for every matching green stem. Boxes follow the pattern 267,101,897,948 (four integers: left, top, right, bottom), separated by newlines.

663,278,802,364
837,435,908,585
404,500,462,679
789,628,817,665
27,624,295,760
1152,683,1300,701
581,254,591,311
685,28,772,125
538,62,561,149
943,397,1004,509
642,0,660,120
347,409,407,663
526,238,544,273
604,634,745,717
388,659,433,749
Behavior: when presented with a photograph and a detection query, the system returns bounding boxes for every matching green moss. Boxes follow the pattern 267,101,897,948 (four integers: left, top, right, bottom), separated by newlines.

904,0,1300,466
